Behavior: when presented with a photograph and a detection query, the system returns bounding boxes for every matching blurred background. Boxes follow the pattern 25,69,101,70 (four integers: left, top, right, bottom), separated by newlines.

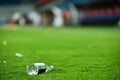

0,0,120,27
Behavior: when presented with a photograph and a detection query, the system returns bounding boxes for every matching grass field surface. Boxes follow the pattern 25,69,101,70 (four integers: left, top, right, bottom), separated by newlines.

0,26,120,80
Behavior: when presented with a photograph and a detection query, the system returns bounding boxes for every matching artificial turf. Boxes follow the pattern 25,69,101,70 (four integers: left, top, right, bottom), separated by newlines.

0,26,120,80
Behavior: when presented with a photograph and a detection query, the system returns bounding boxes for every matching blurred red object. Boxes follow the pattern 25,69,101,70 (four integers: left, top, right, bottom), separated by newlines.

106,7,113,15
6,18,15,27
114,6,120,14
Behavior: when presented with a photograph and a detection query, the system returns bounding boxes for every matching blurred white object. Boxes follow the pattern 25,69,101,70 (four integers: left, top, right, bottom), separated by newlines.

12,12,25,25
27,63,54,75
12,12,22,22
3,61,6,64
15,53,23,57
19,17,25,26
52,7,64,27
69,3,79,25
27,11,41,26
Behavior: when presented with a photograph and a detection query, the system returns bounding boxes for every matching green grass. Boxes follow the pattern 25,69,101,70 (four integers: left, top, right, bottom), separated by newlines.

0,26,120,80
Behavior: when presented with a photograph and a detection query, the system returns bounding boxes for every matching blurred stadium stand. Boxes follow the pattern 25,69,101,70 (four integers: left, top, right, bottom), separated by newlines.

0,0,120,26
0,0,35,5
76,0,120,25
35,0,120,26
0,5,33,18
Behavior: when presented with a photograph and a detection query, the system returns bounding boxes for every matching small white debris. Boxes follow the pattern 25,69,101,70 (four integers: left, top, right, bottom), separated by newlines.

3,61,6,64
15,53,23,57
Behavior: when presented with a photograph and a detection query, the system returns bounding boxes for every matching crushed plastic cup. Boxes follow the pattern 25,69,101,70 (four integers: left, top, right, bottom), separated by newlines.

26,63,54,75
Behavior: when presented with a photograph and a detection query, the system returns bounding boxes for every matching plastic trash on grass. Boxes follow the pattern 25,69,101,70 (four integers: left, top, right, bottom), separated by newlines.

15,53,23,57
26,63,54,75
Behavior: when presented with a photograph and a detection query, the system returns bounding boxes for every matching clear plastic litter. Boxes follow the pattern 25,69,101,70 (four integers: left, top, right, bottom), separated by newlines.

26,63,54,75
15,53,23,57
